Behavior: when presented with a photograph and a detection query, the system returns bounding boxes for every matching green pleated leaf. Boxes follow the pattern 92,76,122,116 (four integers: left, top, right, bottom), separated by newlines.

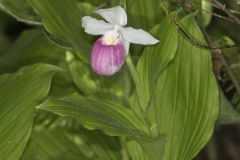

38,95,150,136
217,90,240,124
202,0,212,27
127,0,163,30
21,125,121,160
0,29,77,97
146,14,219,160
73,128,121,160
21,128,91,160
37,95,168,160
134,12,179,112
0,13,9,31
127,141,147,160
0,32,11,53
0,64,59,160
127,134,167,160
83,0,103,7
28,0,92,55
0,29,64,73
136,135,167,160
25,112,122,160
0,0,40,25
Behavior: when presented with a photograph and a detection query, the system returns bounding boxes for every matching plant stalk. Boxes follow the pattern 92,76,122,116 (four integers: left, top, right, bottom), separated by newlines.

126,55,149,112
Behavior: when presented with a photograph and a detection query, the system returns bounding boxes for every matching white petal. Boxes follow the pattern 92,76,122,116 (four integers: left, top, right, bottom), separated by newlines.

95,6,127,26
123,40,130,55
82,16,113,35
120,27,159,45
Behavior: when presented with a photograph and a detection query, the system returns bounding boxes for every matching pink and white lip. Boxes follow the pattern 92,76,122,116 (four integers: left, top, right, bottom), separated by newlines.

82,6,159,76
91,37,125,76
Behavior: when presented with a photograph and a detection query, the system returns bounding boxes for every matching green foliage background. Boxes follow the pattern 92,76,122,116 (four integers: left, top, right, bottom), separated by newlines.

0,0,239,160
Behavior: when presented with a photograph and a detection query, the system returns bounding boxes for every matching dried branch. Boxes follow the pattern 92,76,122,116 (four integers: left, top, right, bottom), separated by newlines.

230,9,240,15
184,1,238,24
176,0,194,12
208,0,240,25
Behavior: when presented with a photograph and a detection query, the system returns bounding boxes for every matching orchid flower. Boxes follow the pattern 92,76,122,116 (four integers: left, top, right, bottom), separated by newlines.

82,6,159,76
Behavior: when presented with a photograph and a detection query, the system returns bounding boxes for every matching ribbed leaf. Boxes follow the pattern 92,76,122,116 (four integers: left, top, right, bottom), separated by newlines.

127,134,167,160
0,64,59,160
21,128,91,160
127,0,162,30
146,14,219,160
21,126,122,160
127,141,147,160
24,111,122,160
0,29,64,73
135,135,167,160
28,0,91,55
0,0,40,25
0,32,10,53
38,95,150,136
73,128,121,160
202,0,212,26
37,95,169,160
134,12,178,112
83,0,103,7
0,29,76,97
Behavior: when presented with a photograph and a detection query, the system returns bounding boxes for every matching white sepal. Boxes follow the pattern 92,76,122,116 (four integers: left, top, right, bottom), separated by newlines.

120,27,159,45
82,16,113,35
95,6,127,26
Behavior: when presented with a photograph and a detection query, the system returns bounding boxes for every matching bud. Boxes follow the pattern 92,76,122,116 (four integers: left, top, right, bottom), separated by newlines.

91,37,126,76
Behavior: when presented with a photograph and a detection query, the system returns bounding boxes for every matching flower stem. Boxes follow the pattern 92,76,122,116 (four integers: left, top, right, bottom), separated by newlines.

120,137,130,160
126,55,149,112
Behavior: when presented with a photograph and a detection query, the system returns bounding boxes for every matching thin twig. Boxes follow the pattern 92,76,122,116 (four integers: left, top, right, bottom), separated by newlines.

96,2,109,9
231,63,240,69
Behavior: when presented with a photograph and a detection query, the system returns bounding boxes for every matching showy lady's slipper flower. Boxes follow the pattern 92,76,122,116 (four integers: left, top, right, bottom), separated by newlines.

82,6,159,76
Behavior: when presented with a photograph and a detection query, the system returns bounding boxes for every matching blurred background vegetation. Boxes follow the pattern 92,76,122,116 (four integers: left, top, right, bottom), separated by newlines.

0,0,240,159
